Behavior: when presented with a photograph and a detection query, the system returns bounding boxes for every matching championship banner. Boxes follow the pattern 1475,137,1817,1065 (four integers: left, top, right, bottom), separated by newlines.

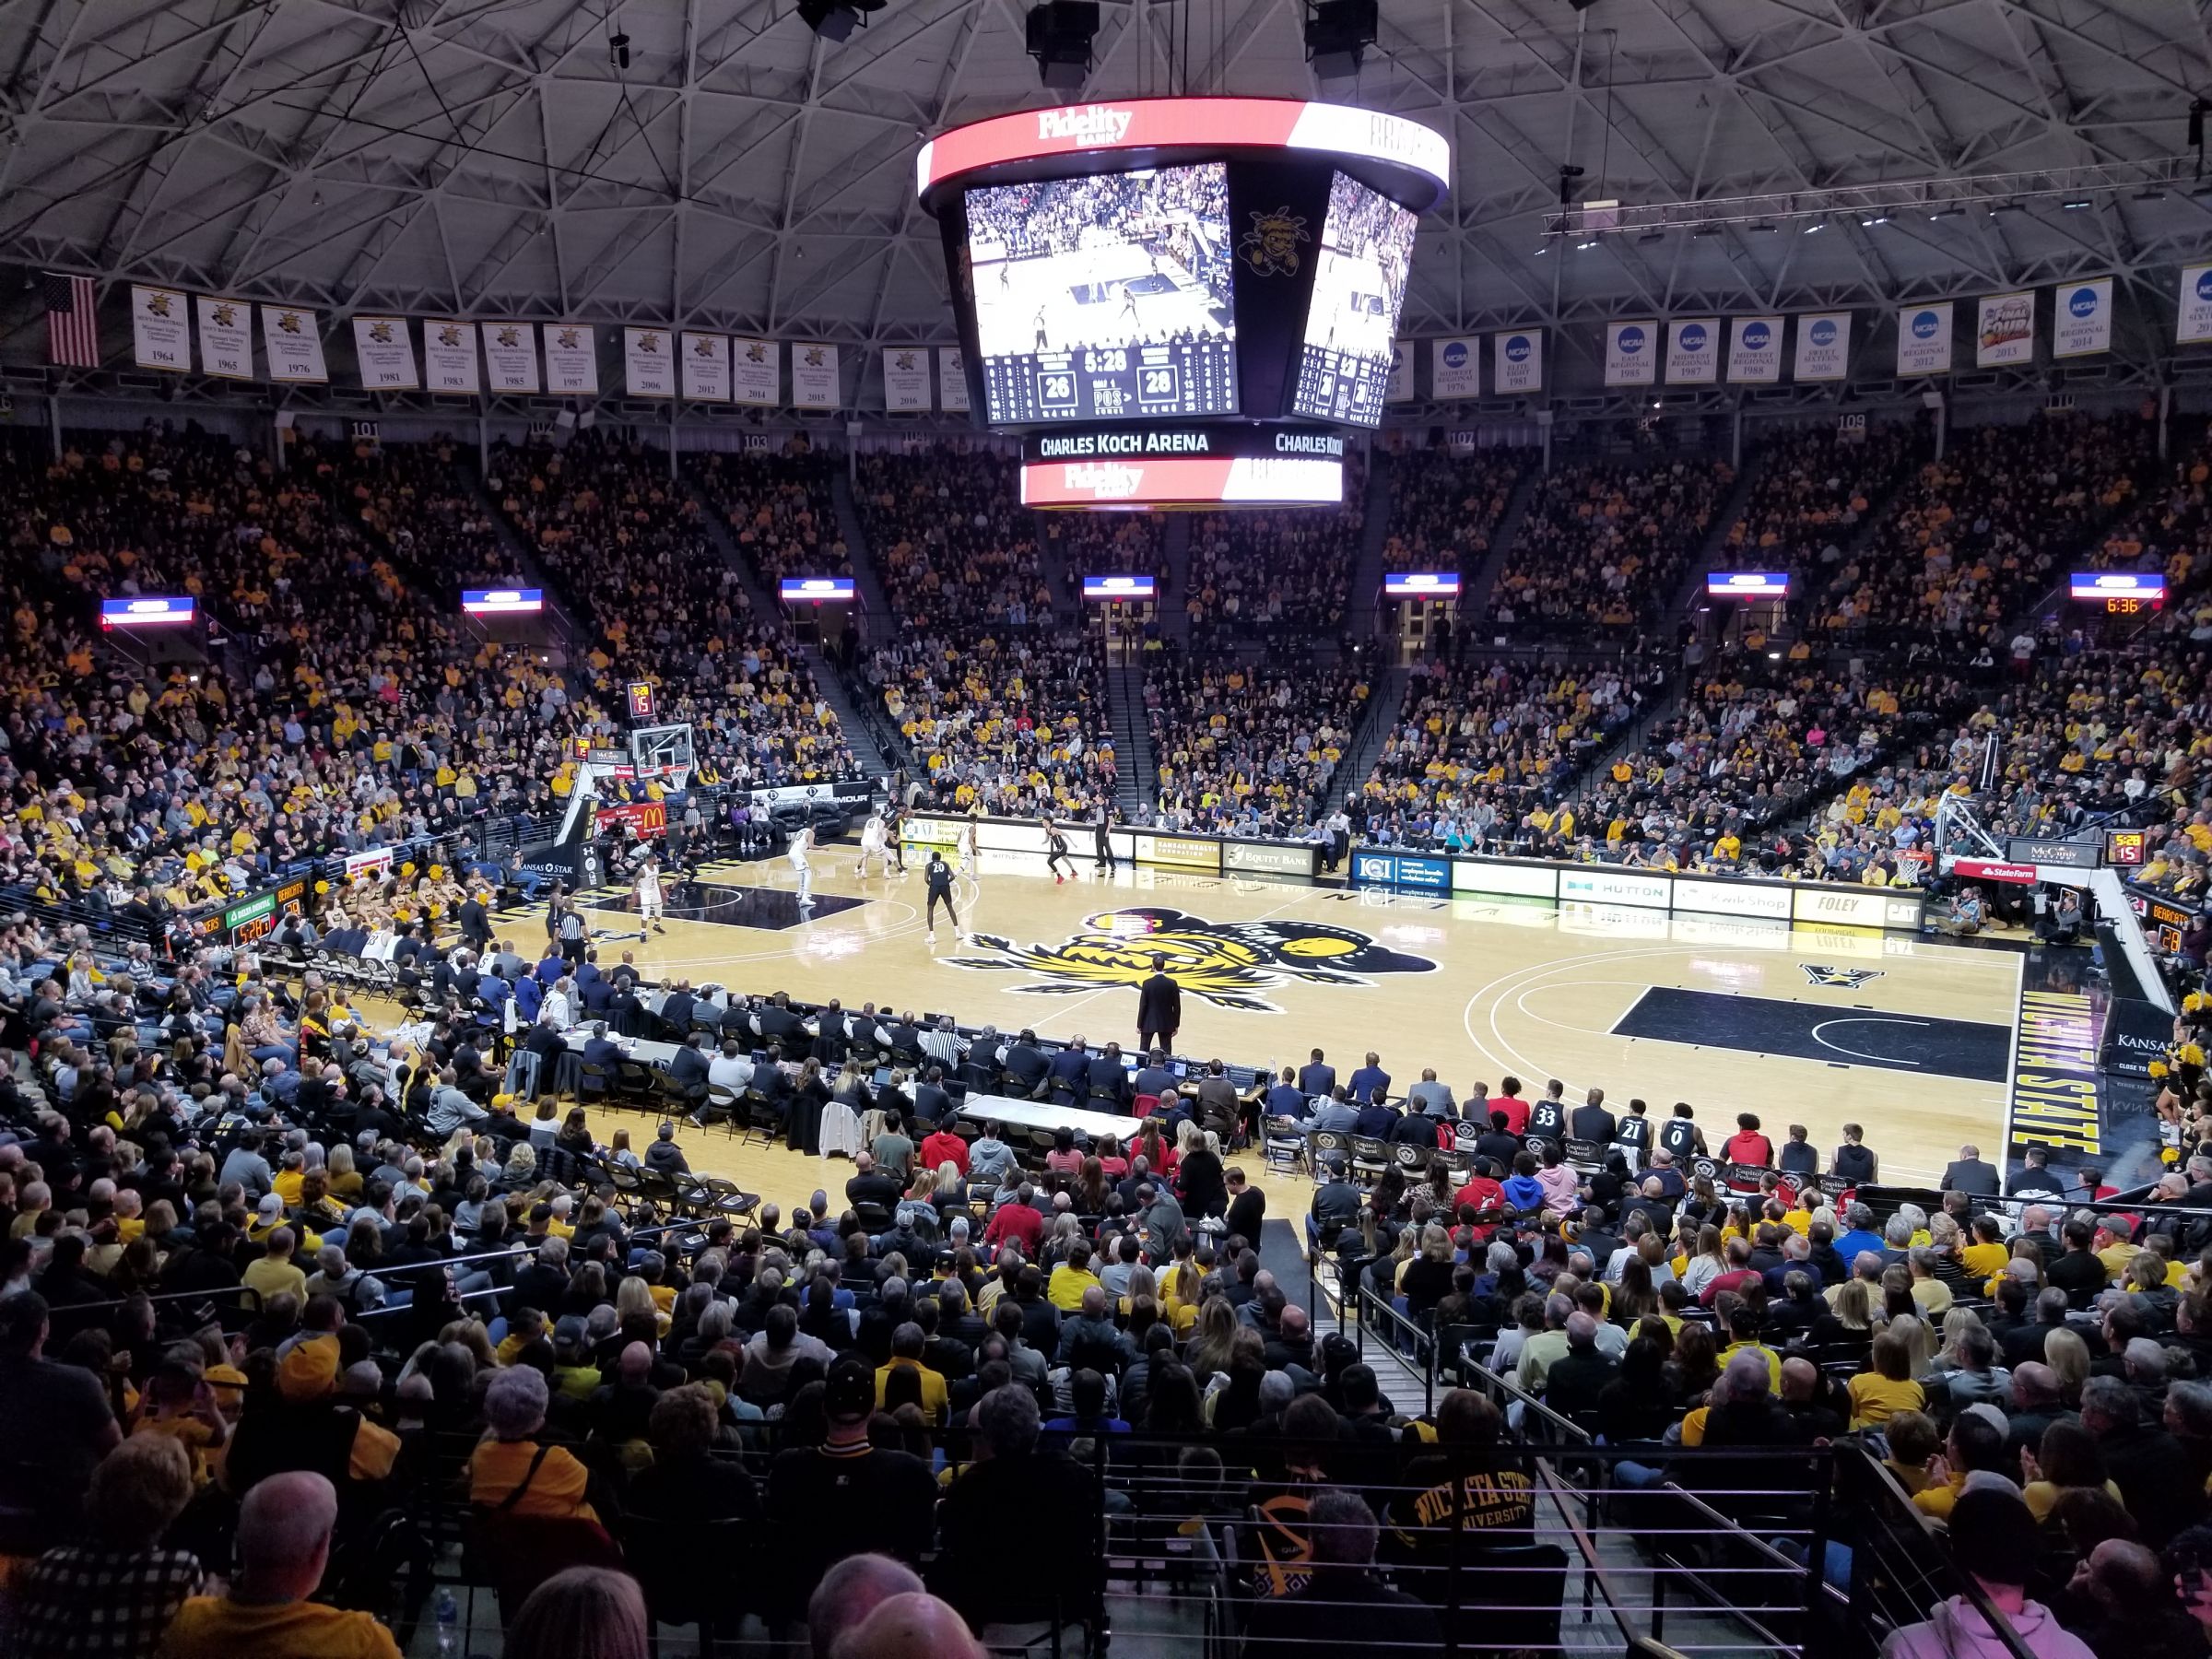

130,286,190,372
2052,276,2112,359
883,347,931,411
1491,330,1541,394
423,321,480,394
623,327,675,397
732,337,779,406
792,343,841,409
1431,337,1479,398
1975,291,2035,367
195,296,253,380
2179,265,2212,344
351,316,418,389
594,801,667,836
1793,311,1851,381
482,324,540,394
1386,341,1416,401
1603,320,1656,386
259,304,328,382
937,346,971,412
1726,316,1783,382
680,331,731,401
1895,302,1952,377
1664,318,1718,384
544,324,598,394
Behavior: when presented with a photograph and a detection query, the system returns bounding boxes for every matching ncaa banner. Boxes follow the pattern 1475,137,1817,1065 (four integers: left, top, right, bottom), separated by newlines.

130,286,190,372
543,324,598,394
1665,318,1718,384
482,324,540,394
351,316,418,389
680,331,732,401
1975,291,2035,366
623,326,674,397
883,347,932,412
1793,311,1851,381
2052,277,2112,359
731,337,779,406
1492,329,1540,394
1726,316,1783,382
1603,320,1656,386
195,296,253,380
792,343,841,409
259,304,328,382
423,322,480,394
1431,337,1479,398
937,346,971,413
1386,341,1416,401
2178,265,2212,343
1894,302,1952,377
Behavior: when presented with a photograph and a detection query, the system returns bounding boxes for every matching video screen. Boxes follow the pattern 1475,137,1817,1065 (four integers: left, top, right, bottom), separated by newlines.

966,162,1236,424
1290,171,1418,426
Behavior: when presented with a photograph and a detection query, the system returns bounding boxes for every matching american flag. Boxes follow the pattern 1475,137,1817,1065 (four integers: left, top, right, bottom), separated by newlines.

42,272,100,367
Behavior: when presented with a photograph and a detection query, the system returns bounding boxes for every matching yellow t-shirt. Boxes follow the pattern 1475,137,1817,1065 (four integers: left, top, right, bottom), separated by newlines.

467,1437,599,1523
874,1359,950,1426
1960,1241,2011,1279
241,1256,308,1306
158,1596,401,1659
1847,1372,1925,1429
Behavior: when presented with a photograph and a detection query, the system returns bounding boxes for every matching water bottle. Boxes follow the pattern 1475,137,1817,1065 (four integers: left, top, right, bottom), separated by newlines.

435,1588,459,1656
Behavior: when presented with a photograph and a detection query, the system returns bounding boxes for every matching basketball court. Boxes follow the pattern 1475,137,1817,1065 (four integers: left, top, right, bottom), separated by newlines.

525,846,2024,1189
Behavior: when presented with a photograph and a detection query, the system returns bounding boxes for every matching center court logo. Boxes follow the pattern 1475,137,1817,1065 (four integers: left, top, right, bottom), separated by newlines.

1803,964,1884,988
947,906,1436,1012
1039,105,1132,146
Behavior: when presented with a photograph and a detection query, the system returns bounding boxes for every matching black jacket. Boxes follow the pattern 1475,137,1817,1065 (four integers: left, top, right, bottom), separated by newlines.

1135,972,1182,1035
1940,1158,2000,1196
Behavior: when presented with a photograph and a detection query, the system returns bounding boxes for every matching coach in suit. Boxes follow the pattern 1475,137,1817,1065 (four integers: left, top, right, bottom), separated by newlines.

1137,959,1181,1053
668,1033,712,1105
456,892,492,951
1086,1042,1132,1112
1941,1144,2001,1196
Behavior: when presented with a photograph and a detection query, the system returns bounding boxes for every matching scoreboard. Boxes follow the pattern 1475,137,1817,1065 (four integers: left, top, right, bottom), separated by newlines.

980,339,1236,424
1291,344,1390,427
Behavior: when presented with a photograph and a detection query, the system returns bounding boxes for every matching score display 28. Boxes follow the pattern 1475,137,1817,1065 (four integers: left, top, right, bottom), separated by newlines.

985,339,1235,423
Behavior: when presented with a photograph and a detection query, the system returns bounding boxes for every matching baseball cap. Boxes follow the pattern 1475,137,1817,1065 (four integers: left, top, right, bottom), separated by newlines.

825,1355,877,1419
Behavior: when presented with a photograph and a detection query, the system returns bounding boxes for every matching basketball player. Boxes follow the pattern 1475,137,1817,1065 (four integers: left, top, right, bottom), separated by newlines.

788,822,815,909
857,811,890,878
1043,818,1076,884
1033,307,1049,350
959,811,981,879
924,850,959,943
634,857,666,935
1120,282,1140,326
886,803,908,874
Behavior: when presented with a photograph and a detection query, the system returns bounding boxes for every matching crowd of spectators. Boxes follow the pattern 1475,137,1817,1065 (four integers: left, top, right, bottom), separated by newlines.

1807,412,2153,649
0,426,599,923
1183,452,1368,642
1721,423,1919,606
686,446,849,591
1380,446,1531,584
490,433,860,790
1488,456,1733,633
1348,656,1643,850
1143,644,1371,835
853,447,1120,815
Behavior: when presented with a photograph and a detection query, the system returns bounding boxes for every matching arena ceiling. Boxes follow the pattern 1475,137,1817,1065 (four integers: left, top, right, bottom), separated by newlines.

1,0,2207,359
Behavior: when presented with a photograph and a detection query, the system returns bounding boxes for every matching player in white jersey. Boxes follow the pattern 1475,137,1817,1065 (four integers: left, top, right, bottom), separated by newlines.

857,812,890,877
634,858,666,933
789,823,815,907
959,811,981,878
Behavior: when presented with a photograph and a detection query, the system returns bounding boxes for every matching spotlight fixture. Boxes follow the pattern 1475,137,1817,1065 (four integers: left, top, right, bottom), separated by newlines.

1860,215,1888,227
1575,239,1597,250
607,29,629,67
1988,201,2024,216
798,0,884,41
1302,0,1377,82
1026,0,1100,88
1802,220,1824,234
1636,229,1664,244
1690,223,1723,237
1927,206,1966,220
2061,198,2092,210
1748,220,1778,233
2135,187,2168,202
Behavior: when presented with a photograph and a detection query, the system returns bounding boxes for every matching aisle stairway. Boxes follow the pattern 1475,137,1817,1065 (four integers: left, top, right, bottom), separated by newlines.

1159,512,1193,641
1460,465,1544,623
1343,447,1394,636
1664,459,1759,617
1329,663,1406,807
829,468,896,628
1107,664,1154,818
800,643,891,779
676,476,781,618
453,452,594,665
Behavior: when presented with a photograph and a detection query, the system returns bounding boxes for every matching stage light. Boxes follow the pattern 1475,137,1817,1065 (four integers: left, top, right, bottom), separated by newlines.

1303,0,1378,82
1026,0,1099,88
